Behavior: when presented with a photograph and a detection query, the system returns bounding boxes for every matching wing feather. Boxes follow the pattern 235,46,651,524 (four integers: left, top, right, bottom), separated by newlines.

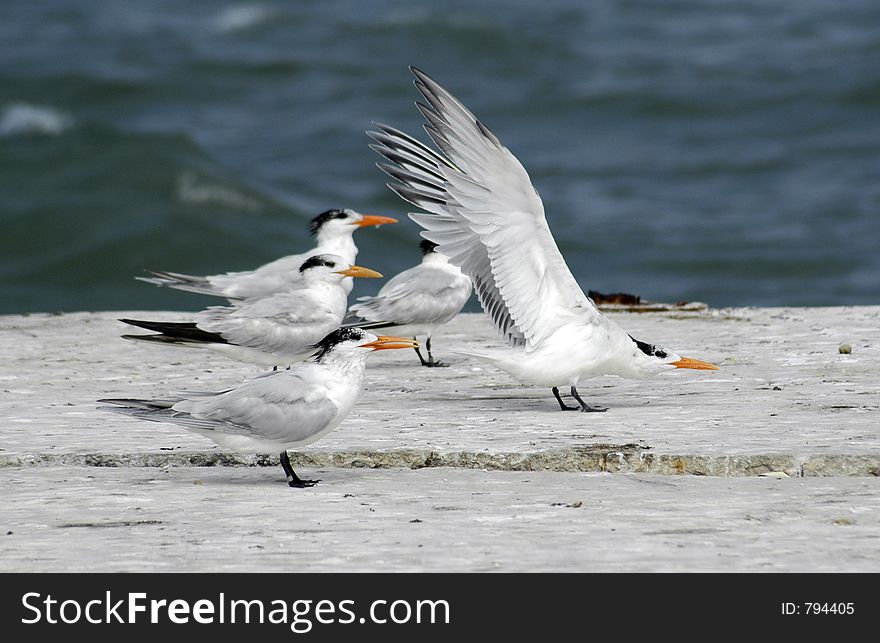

172,370,338,444
369,67,600,349
348,264,470,326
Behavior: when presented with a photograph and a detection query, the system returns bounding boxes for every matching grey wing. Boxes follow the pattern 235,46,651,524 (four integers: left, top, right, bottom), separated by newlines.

350,265,471,325
198,293,338,354
173,372,339,444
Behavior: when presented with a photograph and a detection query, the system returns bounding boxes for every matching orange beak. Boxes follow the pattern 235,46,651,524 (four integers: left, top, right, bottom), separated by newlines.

356,215,398,228
336,265,383,278
361,335,419,351
671,357,719,371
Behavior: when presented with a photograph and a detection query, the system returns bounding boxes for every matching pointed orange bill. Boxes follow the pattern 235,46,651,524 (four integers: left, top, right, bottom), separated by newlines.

672,357,719,371
336,265,383,278
356,215,398,227
361,336,419,351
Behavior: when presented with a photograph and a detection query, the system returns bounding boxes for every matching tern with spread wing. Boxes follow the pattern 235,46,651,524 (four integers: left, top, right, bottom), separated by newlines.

121,254,382,366
343,239,472,367
138,208,397,299
100,328,418,487
369,67,717,411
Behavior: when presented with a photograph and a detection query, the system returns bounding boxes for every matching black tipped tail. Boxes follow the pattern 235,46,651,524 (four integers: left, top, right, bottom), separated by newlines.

97,398,176,411
119,319,229,345
98,397,183,423
341,312,397,330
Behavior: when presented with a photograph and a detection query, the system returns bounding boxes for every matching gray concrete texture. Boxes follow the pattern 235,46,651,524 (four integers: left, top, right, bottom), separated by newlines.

1,307,878,571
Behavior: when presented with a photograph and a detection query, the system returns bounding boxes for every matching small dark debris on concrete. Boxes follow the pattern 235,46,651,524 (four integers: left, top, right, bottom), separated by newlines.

59,520,164,529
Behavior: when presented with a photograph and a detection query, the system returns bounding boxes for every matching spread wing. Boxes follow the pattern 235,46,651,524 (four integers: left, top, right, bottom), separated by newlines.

369,67,601,349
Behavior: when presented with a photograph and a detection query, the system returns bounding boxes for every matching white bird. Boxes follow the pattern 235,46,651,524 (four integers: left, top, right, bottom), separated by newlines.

121,254,382,366
369,67,718,412
100,328,419,487
137,208,397,299
343,239,472,367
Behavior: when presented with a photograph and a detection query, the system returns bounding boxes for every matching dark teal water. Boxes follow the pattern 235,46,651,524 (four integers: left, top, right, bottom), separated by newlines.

2,0,879,314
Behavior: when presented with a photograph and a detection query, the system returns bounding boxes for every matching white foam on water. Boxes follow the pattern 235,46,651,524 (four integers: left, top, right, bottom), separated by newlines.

0,102,73,137
212,4,272,34
176,171,262,212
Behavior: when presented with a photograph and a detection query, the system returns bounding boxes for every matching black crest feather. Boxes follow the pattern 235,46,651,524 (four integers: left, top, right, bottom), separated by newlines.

299,254,339,273
309,209,350,235
312,327,366,361
629,335,668,359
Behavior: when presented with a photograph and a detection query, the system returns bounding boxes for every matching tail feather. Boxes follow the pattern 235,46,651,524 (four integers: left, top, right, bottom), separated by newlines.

97,397,178,411
99,398,240,432
448,347,497,361
135,271,227,298
119,319,229,345
141,270,210,287
121,333,211,346
341,312,396,330
97,398,185,424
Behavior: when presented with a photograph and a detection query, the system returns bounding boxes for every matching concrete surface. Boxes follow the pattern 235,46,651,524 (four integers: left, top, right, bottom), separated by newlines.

2,467,878,572
1,307,879,571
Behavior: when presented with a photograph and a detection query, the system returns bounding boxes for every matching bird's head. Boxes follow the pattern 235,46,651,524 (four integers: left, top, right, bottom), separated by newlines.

626,335,718,377
312,327,418,363
309,208,397,238
298,254,383,282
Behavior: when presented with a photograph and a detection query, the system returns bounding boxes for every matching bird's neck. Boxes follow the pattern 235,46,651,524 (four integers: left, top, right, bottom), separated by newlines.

317,351,369,383
421,252,447,266
315,229,357,262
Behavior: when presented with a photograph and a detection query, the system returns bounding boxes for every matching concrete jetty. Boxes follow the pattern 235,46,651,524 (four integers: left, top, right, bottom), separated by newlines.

1,307,878,571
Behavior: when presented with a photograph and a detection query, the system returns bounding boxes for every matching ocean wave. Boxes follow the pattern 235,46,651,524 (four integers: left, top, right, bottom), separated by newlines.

176,172,263,212
0,102,73,137
212,4,273,34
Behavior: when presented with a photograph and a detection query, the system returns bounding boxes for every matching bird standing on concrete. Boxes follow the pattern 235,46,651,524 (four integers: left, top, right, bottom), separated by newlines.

137,208,397,299
343,239,472,367
121,254,382,366
369,67,717,411
100,328,419,487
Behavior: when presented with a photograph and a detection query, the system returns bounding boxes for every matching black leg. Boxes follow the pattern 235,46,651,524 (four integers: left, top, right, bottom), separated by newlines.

552,386,579,411
423,336,447,367
570,386,607,413
279,450,320,488
413,342,430,366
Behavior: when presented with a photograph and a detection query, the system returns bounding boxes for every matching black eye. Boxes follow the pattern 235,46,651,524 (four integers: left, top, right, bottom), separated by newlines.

326,262,336,268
